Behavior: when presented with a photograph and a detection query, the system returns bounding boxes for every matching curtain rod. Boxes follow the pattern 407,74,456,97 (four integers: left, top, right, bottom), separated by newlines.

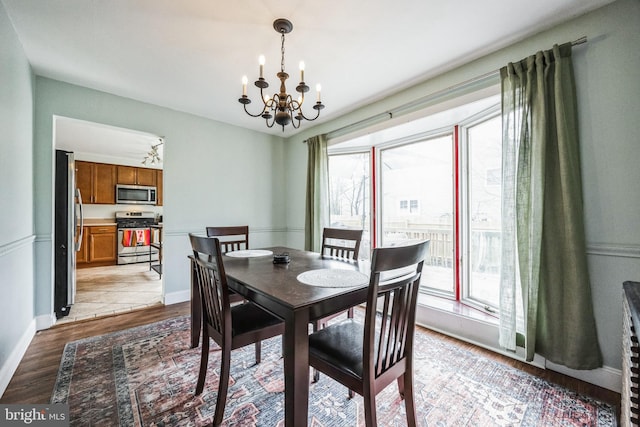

303,36,587,143
571,36,587,46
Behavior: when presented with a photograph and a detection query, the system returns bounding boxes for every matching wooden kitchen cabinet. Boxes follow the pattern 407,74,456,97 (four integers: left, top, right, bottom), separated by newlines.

76,161,116,204
77,225,117,267
137,167,157,186
76,160,160,205
75,161,92,205
76,228,89,264
156,170,163,206
117,165,157,186
89,226,117,263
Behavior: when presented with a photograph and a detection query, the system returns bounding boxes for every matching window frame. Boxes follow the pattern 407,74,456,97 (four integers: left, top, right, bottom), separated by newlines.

458,105,502,314
327,93,502,317
375,128,457,297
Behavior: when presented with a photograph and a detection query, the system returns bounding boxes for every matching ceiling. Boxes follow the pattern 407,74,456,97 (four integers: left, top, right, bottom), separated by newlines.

55,116,163,167
3,0,613,140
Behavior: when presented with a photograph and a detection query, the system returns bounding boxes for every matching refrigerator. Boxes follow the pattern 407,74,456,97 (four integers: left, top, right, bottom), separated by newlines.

54,150,84,318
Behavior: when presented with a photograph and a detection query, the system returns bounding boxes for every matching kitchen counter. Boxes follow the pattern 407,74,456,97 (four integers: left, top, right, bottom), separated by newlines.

83,218,117,226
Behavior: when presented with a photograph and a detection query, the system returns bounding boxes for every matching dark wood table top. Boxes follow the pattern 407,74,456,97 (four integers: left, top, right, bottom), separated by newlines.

222,246,370,319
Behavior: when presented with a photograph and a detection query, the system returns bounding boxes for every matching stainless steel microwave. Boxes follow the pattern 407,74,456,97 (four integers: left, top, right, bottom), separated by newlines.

116,184,157,205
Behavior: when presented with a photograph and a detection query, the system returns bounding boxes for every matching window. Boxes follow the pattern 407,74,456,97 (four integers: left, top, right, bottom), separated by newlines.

400,199,420,214
328,92,502,314
461,114,502,311
328,152,371,259
380,134,455,295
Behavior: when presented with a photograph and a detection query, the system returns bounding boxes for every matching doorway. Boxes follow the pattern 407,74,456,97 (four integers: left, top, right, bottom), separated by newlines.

54,116,164,324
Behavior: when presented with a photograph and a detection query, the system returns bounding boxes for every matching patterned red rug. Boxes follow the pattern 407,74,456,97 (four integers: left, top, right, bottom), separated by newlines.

51,315,614,426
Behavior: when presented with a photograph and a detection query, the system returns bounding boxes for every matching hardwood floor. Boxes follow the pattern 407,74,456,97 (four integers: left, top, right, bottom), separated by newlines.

1,302,621,423
1,302,189,404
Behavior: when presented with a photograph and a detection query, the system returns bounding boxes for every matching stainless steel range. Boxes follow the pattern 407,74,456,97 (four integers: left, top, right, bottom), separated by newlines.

116,211,160,265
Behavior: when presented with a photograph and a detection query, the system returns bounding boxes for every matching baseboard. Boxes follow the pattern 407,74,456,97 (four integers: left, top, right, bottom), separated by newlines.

417,302,621,393
546,361,622,393
164,289,190,305
36,313,56,331
0,318,36,397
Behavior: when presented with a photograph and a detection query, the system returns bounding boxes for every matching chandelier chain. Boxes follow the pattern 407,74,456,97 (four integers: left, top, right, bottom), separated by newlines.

280,32,286,73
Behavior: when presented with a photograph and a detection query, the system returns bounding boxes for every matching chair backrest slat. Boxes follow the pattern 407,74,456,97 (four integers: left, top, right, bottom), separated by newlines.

363,241,430,380
195,258,223,332
321,228,364,260
206,226,249,253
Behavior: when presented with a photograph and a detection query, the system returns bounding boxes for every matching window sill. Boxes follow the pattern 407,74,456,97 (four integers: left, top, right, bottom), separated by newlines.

414,293,504,357
417,293,499,326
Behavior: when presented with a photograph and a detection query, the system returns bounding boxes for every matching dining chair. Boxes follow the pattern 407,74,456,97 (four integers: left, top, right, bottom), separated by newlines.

320,227,363,260
206,226,249,310
316,227,364,326
190,227,248,348
308,240,430,427
189,234,284,426
206,225,249,253
310,227,364,382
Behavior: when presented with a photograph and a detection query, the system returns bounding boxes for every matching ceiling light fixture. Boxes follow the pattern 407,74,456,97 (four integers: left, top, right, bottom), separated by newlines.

142,139,163,166
238,18,324,131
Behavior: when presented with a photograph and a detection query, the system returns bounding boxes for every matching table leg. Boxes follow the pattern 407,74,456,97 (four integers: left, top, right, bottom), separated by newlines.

283,309,310,427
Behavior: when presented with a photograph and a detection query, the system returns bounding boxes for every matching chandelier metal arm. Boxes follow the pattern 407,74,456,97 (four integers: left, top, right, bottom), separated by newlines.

239,84,272,117
295,103,324,122
240,101,267,118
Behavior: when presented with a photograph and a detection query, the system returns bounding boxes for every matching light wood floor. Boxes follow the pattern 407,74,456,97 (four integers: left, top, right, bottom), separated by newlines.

57,263,162,324
1,301,621,423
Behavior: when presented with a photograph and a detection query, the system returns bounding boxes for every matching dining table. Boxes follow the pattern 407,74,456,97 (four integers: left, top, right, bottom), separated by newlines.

190,246,370,427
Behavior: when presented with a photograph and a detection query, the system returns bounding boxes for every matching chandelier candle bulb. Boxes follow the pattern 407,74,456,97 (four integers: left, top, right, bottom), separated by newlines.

299,61,305,82
316,84,321,102
242,76,248,96
259,55,265,78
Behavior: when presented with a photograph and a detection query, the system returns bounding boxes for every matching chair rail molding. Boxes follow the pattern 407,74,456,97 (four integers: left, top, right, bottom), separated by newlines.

0,235,35,257
587,242,640,259
164,226,288,238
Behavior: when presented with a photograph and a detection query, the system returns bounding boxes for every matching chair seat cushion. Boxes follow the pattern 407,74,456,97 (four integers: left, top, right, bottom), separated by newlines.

231,303,282,336
309,319,364,378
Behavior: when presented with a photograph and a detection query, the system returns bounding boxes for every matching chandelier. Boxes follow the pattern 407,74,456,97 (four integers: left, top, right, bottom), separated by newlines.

141,139,163,166
238,18,324,131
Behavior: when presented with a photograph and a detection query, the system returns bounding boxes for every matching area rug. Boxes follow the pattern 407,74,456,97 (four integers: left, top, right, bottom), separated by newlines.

51,315,615,426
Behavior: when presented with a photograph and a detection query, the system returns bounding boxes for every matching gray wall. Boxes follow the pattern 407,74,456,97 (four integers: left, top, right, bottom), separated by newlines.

33,77,288,314
0,2,35,393
284,0,640,380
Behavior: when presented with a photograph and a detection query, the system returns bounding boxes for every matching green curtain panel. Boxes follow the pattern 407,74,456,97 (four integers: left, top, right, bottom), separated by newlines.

304,134,329,252
499,43,602,369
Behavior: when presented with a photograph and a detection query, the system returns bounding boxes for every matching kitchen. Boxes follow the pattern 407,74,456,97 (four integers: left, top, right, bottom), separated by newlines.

54,116,164,324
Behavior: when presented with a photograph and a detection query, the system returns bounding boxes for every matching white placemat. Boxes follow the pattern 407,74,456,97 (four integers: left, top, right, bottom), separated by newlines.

225,249,273,258
297,269,369,288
